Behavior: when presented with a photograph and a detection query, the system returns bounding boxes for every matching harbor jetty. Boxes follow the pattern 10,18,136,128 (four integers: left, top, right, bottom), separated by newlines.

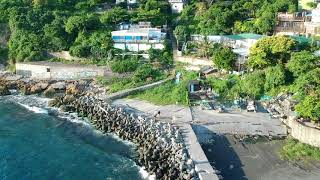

0,72,198,180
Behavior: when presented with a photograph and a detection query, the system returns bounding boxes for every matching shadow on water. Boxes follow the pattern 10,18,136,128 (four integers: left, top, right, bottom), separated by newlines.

192,124,248,180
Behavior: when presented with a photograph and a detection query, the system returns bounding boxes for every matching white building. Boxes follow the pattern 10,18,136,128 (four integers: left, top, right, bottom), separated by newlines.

116,0,137,4
190,33,264,67
112,26,166,52
168,0,187,13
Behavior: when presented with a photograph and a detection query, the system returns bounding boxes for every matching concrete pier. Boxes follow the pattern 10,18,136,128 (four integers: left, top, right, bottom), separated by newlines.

113,99,220,180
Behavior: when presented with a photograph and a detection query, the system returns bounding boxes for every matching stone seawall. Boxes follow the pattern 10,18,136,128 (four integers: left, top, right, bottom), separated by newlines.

16,62,109,80
282,116,320,148
49,95,198,180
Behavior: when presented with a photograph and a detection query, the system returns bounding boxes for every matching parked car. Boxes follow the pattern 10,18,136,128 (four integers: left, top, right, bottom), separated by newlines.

247,101,257,112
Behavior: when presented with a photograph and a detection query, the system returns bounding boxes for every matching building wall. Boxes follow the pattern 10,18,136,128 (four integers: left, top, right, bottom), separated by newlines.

170,3,184,13
283,116,320,148
175,56,212,66
114,42,164,51
16,63,107,80
16,63,51,79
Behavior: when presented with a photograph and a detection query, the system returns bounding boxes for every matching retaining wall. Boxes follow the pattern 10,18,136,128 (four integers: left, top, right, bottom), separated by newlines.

182,123,220,180
106,78,172,100
16,62,108,80
175,56,212,66
282,116,320,147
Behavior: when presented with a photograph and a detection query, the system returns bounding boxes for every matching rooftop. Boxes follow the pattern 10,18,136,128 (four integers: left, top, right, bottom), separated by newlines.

16,61,107,69
225,33,265,40
289,35,312,44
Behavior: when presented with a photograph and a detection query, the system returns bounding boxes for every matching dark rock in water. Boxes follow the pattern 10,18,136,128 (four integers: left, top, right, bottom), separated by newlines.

43,87,56,98
20,85,31,95
48,98,59,107
59,105,68,112
0,85,11,96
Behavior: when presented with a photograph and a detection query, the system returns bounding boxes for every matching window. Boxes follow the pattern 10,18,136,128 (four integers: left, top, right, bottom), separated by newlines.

125,36,133,41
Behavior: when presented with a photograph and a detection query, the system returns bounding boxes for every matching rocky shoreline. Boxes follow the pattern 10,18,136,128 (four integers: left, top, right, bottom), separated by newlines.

0,72,197,180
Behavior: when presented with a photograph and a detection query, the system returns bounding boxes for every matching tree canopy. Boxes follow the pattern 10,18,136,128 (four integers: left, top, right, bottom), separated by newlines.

213,47,237,71
288,51,319,77
248,36,296,69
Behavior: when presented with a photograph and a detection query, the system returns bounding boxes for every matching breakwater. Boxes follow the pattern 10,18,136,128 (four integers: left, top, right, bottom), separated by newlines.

0,73,197,179
49,95,196,179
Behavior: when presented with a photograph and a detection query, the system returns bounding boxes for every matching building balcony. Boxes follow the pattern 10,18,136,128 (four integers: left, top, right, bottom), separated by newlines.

113,39,164,43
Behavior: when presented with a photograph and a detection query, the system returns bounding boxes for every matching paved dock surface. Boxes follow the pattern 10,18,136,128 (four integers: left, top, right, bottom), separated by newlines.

191,106,287,138
113,99,219,180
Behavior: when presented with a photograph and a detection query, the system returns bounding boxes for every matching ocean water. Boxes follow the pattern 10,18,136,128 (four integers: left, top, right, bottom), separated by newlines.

0,97,144,180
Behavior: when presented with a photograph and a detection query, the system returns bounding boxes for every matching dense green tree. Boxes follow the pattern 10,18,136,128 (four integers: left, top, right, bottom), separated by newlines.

288,51,319,77
65,14,99,34
133,64,161,83
8,30,44,62
241,70,265,99
292,68,320,99
70,31,113,59
213,47,237,71
110,56,139,73
133,0,170,26
197,4,234,35
253,7,276,34
264,65,286,93
248,36,296,69
148,46,173,67
295,93,320,122
174,25,190,45
43,15,70,51
208,75,242,100
100,7,129,26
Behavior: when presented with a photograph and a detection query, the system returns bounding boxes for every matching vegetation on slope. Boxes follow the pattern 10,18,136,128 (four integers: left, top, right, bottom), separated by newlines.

281,138,320,161
0,0,172,65
129,70,198,106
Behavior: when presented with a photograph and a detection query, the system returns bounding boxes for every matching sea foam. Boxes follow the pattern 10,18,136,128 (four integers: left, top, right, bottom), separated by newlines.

18,103,49,114
139,166,156,180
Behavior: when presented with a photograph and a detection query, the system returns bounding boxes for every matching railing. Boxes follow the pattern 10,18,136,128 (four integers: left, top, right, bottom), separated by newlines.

113,39,165,43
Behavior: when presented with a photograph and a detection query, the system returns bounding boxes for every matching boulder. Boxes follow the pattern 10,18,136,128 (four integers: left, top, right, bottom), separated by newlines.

50,81,66,90
66,83,80,95
43,87,56,98
48,98,59,107
30,82,49,94
59,105,68,112
0,85,11,96
63,95,76,104
20,85,31,95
